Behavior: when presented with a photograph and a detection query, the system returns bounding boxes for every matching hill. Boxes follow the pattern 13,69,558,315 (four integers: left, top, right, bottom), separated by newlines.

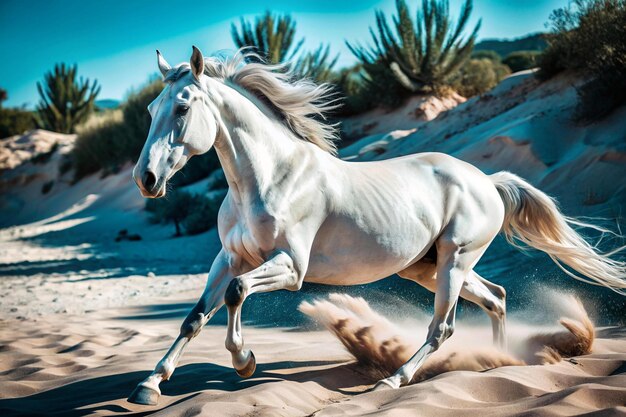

475,33,547,57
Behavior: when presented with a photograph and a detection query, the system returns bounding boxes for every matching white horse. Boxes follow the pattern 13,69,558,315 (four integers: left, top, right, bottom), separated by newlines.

128,47,626,405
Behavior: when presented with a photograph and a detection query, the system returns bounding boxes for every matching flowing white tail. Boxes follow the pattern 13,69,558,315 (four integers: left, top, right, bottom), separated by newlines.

491,171,626,295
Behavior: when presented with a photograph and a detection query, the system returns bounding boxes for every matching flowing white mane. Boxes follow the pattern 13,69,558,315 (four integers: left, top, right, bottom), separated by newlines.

164,50,340,154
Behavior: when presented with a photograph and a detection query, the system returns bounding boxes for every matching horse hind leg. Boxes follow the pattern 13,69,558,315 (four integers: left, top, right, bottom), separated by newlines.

375,240,474,390
461,271,507,349
399,263,507,349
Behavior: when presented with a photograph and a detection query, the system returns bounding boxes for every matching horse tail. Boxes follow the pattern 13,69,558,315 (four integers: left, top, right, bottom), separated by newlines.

490,171,626,295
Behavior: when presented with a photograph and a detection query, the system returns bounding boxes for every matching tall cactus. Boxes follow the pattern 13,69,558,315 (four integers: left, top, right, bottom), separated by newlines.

348,0,480,94
231,11,304,64
0,88,7,108
292,44,339,83
36,64,100,134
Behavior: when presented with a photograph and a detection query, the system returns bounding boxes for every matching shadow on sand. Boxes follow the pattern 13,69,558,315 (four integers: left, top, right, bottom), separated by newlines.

0,359,366,417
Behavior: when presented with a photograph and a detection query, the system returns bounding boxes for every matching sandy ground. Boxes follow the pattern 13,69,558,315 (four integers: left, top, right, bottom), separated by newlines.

0,292,624,417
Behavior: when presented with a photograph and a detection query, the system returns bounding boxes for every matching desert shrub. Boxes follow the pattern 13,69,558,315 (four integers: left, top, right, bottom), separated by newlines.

35,64,100,133
292,44,339,83
0,107,36,139
538,0,626,119
170,149,221,188
472,50,501,61
72,110,127,179
452,58,511,97
347,0,480,104
146,189,225,236
503,50,540,72
182,190,227,235
71,79,164,180
121,79,164,158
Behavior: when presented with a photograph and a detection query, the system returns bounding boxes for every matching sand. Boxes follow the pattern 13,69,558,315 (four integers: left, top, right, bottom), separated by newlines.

0,291,624,416
1,69,625,416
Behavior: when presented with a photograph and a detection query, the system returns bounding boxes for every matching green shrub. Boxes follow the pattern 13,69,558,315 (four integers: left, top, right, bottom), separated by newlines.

71,79,163,180
0,107,36,139
538,0,626,119
145,189,225,236
170,150,221,188
471,50,501,61
292,44,339,83
121,79,164,159
35,64,100,133
72,110,127,179
182,190,227,235
347,0,480,103
452,58,511,97
503,50,540,72
231,11,303,64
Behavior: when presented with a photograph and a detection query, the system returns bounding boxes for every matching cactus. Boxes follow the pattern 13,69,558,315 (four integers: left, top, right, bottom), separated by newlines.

231,11,304,64
292,44,339,83
36,64,100,133
0,88,7,108
347,0,480,94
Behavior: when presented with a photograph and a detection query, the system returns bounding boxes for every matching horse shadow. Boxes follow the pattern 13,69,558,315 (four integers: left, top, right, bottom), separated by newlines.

0,359,371,417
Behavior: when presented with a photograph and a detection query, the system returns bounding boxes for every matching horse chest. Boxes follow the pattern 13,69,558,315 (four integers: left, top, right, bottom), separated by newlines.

223,205,281,265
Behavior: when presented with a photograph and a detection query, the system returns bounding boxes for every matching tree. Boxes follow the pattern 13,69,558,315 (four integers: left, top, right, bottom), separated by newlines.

538,0,626,119
36,64,100,133
231,11,304,64
0,88,7,108
503,50,540,72
347,0,481,97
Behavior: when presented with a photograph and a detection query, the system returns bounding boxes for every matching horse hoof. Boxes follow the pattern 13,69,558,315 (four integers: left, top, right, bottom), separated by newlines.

372,378,396,391
128,383,160,405
236,351,256,378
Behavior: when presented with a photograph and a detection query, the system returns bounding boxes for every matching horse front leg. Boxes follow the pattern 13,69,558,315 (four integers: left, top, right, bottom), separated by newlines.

223,251,303,377
128,250,232,405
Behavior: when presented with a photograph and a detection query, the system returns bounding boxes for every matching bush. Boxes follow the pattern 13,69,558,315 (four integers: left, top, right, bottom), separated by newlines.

503,50,540,72
72,110,127,179
35,64,100,133
145,189,226,236
471,50,501,61
121,79,164,159
452,58,511,97
538,0,626,119
347,0,481,103
170,149,221,188
71,79,164,180
0,107,36,139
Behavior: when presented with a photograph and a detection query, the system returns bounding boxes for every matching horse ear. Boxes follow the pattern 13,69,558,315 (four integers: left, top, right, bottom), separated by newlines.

190,46,204,80
157,50,171,78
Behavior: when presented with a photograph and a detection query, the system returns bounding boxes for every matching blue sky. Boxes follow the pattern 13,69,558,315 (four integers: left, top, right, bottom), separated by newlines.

0,0,567,108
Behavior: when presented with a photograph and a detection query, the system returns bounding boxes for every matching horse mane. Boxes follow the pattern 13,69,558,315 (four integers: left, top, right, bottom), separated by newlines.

164,49,340,154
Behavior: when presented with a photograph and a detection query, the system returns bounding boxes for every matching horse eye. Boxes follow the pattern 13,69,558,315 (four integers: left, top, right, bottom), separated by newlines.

176,105,189,116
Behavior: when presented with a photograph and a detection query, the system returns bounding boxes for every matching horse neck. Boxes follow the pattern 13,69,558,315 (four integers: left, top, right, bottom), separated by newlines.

211,81,300,197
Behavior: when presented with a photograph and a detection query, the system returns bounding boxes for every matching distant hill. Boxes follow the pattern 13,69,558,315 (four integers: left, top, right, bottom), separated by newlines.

95,99,121,110
475,33,547,57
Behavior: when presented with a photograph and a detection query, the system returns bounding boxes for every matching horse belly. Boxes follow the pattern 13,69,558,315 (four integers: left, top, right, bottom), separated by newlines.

304,215,433,285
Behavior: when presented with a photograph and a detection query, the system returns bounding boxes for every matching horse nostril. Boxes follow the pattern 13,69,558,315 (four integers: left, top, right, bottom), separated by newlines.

143,171,157,192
